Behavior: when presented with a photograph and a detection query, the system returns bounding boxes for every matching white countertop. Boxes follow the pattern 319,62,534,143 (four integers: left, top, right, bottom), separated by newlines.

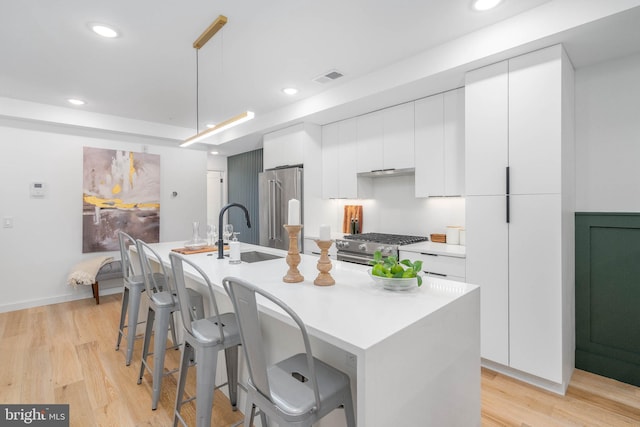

144,241,475,355
399,241,466,258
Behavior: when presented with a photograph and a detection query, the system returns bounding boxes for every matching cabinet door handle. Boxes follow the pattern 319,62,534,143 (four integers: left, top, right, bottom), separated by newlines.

425,271,447,277
506,195,510,223
506,166,510,195
506,166,510,223
420,252,438,257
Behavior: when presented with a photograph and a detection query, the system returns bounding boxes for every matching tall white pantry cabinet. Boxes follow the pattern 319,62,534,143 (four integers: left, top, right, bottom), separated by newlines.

465,45,575,392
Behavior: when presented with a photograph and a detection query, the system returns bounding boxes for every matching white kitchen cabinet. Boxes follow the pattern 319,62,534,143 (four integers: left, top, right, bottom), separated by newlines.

356,110,383,173
414,94,443,196
443,89,465,196
263,124,305,170
508,194,563,382
465,45,574,390
414,88,465,197
383,102,415,170
465,61,509,197
509,52,562,196
321,122,340,199
322,118,372,199
399,249,465,283
356,102,415,173
465,195,509,365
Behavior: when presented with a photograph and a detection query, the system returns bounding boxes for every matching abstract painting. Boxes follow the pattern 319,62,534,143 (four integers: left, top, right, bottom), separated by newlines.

82,147,160,253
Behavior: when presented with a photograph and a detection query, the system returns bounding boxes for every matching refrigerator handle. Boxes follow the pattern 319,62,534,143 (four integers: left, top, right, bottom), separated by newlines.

268,179,276,240
275,179,283,241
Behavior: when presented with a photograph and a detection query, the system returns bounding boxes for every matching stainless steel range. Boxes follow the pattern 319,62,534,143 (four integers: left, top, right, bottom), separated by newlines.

335,233,429,265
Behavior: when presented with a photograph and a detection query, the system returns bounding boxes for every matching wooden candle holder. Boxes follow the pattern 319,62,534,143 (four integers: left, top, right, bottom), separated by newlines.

283,225,304,283
314,240,335,286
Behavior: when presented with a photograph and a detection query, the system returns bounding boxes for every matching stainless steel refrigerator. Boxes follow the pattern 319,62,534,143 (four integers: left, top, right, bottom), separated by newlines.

258,166,303,250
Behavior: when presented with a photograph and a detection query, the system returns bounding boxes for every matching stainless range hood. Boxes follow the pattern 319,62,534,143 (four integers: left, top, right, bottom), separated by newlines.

357,167,415,178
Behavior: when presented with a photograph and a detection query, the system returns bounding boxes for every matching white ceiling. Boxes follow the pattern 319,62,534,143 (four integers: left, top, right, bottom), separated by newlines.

2,1,640,155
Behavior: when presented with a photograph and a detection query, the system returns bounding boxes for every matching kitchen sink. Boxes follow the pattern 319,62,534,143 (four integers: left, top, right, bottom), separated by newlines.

233,251,283,263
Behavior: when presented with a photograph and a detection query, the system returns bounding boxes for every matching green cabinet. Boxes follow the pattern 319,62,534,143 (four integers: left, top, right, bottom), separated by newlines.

576,212,640,386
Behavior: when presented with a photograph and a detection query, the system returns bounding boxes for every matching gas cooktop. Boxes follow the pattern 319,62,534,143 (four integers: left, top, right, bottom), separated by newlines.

343,233,428,246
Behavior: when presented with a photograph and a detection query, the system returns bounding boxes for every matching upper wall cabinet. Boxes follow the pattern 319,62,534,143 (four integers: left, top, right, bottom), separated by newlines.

322,118,372,199
414,88,465,197
263,124,306,170
356,102,415,173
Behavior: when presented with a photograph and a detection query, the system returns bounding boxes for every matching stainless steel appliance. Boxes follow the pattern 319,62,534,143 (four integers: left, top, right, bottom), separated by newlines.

258,165,303,250
335,232,428,265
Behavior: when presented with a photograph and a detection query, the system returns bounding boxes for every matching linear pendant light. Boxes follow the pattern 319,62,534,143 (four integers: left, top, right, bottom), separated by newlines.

180,111,254,147
181,14,255,147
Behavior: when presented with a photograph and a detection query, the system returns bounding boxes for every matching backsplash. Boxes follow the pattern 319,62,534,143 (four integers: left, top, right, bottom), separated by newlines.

331,174,465,237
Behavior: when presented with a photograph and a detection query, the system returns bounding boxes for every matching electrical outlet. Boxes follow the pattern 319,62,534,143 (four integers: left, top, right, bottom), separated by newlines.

3,217,14,228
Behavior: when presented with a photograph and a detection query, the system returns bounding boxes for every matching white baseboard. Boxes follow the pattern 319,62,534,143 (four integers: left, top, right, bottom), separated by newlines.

481,358,571,395
0,283,123,314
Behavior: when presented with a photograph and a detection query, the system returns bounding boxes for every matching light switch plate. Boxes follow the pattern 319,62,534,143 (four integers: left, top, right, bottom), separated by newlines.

3,217,13,228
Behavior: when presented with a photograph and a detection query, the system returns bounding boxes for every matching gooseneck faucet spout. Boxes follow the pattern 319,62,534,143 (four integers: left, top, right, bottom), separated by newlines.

218,203,252,259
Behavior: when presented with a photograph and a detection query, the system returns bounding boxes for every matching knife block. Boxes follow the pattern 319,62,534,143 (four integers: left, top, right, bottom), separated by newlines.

343,205,363,234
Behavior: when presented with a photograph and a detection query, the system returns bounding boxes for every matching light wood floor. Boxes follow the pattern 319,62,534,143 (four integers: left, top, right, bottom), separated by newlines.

1,294,639,426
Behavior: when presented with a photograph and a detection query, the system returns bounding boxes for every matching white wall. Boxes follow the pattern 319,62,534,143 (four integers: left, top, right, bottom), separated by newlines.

575,52,640,212
207,154,227,171
0,123,207,312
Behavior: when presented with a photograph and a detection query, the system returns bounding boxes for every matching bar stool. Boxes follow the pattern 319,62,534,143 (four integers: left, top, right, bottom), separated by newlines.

136,240,205,410
169,252,241,427
115,231,163,366
223,276,356,427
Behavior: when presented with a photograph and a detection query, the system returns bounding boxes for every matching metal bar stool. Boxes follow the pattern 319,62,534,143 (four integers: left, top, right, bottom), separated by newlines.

170,252,242,427
223,276,356,427
136,239,205,410
115,231,163,365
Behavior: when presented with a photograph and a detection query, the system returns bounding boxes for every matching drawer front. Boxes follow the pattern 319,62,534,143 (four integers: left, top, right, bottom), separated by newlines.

400,250,466,278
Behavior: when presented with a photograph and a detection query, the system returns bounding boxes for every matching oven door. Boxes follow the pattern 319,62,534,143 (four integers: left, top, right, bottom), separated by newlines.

337,252,373,265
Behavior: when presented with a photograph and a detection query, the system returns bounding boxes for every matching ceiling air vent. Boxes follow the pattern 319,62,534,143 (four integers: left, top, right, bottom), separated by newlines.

313,69,344,84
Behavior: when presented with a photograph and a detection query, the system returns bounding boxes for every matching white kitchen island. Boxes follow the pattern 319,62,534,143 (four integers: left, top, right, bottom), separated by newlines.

138,241,480,427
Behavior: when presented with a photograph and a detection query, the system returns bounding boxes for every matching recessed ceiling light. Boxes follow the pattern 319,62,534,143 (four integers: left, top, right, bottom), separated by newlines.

90,23,119,38
210,151,219,155
67,98,86,106
472,0,503,11
282,87,299,95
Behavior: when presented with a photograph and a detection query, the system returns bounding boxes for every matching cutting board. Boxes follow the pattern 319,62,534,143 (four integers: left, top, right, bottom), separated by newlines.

171,245,229,255
343,205,363,234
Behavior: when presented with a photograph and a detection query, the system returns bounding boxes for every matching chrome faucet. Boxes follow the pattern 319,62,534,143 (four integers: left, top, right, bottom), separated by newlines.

218,203,252,259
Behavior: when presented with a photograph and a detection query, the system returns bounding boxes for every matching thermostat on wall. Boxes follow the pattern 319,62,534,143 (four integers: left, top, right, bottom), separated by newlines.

30,182,46,198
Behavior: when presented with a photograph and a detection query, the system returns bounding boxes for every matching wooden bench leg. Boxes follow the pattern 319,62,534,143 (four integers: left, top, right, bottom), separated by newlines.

92,281,100,305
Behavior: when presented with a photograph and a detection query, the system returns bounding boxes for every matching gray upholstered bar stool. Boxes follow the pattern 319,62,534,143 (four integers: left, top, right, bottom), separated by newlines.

223,276,356,427
169,253,241,427
115,231,163,366
136,240,205,410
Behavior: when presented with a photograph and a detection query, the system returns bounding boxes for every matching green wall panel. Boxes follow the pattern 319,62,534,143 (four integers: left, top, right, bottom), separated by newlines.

576,212,640,386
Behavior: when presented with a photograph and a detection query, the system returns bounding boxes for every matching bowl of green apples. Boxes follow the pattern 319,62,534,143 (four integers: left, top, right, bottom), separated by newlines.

368,251,423,291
